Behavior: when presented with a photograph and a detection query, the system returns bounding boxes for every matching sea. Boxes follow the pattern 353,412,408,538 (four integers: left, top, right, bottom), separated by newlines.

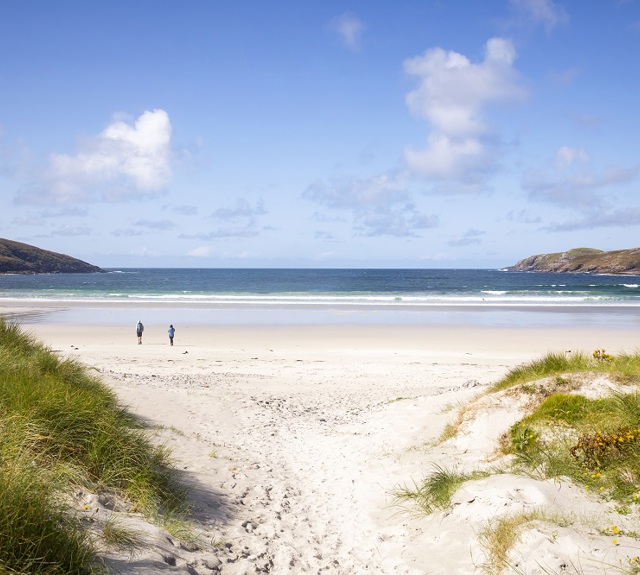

1,268,639,328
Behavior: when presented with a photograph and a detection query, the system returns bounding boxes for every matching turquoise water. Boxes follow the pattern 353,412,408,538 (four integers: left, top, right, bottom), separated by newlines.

1,268,639,327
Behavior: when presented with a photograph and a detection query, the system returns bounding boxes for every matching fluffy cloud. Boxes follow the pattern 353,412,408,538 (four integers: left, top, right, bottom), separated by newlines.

403,38,527,184
15,109,173,205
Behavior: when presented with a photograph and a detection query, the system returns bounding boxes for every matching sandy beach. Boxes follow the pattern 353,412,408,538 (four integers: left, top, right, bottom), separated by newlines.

6,305,640,574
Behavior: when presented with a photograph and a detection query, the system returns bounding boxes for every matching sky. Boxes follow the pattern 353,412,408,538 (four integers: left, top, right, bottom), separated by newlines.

1,0,639,269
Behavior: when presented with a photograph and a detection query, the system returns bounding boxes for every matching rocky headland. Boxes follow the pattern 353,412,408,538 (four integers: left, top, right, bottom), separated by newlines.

505,247,640,275
0,238,103,274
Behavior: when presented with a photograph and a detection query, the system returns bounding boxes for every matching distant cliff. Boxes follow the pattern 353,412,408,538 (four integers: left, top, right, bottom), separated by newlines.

0,238,104,274
505,247,640,275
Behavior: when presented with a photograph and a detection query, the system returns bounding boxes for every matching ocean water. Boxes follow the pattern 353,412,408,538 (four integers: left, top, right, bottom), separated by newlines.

0,268,639,306
1,268,639,327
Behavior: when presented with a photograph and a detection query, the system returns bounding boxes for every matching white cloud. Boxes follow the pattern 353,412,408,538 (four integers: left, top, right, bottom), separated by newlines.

506,208,542,224
169,205,198,216
40,206,89,218
550,66,581,86
305,172,408,211
330,12,365,50
188,246,216,257
555,146,589,169
129,246,160,257
509,0,569,33
211,198,267,219
12,215,45,227
180,226,260,240
111,228,144,237
15,109,173,205
523,146,639,208
404,134,491,182
543,207,640,231
403,38,527,184
176,198,268,239
131,219,176,230
303,172,438,237
49,225,93,237
448,228,486,247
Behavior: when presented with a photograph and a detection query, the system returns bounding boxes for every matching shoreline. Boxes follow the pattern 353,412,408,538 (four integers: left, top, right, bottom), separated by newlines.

3,299,640,330
4,299,639,359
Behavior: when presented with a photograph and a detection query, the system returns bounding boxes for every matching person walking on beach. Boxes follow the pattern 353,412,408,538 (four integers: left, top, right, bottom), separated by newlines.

136,320,144,344
168,324,175,346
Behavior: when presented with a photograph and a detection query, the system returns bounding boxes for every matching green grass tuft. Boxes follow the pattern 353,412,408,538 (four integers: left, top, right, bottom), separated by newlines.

492,349,640,392
394,465,489,514
100,517,145,554
0,318,190,574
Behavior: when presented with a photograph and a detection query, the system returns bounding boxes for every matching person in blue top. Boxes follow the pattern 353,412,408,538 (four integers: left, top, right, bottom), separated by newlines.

136,321,144,344
168,324,175,346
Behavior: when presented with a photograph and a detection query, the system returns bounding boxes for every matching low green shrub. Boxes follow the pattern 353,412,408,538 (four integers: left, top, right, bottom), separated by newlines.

570,426,640,471
507,422,539,454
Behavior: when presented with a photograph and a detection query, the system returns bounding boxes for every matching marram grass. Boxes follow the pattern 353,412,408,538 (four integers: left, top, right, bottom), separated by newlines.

0,319,189,574
394,349,640,575
393,465,489,514
492,349,640,392
405,350,640,520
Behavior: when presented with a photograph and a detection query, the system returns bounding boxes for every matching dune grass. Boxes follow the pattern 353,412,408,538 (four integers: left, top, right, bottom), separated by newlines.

398,350,640,573
488,350,640,505
491,349,640,393
100,517,146,555
393,464,489,514
504,390,640,505
483,349,640,505
478,510,583,575
0,319,189,574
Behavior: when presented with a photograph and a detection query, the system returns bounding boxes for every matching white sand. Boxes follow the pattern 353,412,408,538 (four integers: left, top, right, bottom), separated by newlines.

17,317,640,574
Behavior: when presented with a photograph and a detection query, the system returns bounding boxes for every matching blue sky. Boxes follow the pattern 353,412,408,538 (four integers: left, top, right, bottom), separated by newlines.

1,0,639,269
